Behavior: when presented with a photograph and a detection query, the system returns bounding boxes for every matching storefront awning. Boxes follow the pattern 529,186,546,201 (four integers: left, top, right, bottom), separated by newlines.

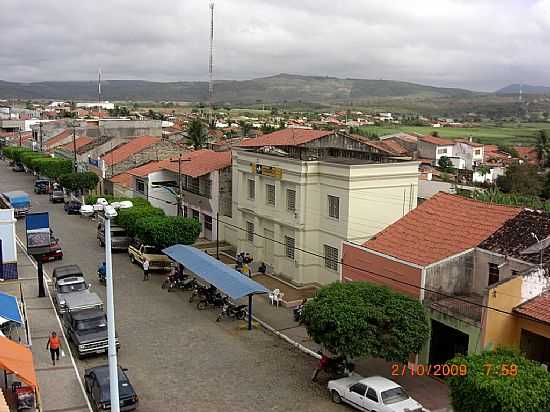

0,337,37,389
0,292,22,325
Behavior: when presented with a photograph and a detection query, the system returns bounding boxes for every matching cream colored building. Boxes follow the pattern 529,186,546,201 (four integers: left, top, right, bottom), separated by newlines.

227,129,419,286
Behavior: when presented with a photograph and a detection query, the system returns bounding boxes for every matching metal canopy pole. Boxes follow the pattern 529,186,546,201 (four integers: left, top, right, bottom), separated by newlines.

216,212,219,260
36,257,45,297
248,295,252,331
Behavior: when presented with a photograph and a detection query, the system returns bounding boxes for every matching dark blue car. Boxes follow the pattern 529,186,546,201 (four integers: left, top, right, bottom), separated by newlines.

84,365,138,411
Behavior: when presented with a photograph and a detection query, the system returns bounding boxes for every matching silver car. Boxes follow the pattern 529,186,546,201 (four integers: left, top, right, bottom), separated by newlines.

52,276,90,313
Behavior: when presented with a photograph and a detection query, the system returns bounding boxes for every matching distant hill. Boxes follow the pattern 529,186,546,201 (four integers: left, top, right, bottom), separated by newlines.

0,74,474,104
496,84,550,95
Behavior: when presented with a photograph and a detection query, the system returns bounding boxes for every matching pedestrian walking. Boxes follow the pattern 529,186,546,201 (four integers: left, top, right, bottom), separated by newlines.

143,258,150,281
311,351,330,382
46,331,61,366
242,262,250,277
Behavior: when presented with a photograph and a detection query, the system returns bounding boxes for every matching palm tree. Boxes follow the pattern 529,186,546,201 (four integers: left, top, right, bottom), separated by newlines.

188,119,207,148
535,129,550,168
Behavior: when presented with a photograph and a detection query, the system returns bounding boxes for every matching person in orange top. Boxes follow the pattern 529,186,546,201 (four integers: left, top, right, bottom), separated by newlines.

46,331,61,365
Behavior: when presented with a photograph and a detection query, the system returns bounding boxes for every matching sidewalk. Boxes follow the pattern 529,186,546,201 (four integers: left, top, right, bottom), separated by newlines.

249,293,451,412
0,246,91,412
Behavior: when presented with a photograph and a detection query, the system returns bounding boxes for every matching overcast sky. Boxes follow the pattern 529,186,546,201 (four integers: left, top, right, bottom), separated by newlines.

1,0,548,91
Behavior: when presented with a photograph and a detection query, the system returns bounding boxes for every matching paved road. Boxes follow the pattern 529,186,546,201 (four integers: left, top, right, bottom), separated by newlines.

1,165,342,412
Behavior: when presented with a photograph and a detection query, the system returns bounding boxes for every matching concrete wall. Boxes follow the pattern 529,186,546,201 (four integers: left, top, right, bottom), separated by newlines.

425,251,474,297
0,209,18,280
473,249,535,294
341,243,422,298
231,149,419,285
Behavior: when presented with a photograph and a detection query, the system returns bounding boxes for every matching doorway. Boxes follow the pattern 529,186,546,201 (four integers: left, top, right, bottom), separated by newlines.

264,229,274,265
429,320,469,365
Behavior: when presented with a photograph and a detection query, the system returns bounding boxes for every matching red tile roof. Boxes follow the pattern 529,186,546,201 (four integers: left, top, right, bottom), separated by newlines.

515,146,538,165
419,135,455,146
60,136,94,152
102,136,161,166
239,128,334,147
348,135,407,156
161,149,231,178
45,129,72,149
514,292,550,324
110,173,133,188
364,192,521,266
126,160,166,177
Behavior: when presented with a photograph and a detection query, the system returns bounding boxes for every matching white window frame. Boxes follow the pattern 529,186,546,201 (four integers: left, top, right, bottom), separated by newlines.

266,184,275,206
287,189,296,211
324,245,339,271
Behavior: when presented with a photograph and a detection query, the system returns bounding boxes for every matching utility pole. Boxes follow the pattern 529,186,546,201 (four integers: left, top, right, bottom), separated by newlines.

72,125,77,172
177,153,183,216
216,212,219,260
208,1,215,128
39,122,43,152
18,127,21,147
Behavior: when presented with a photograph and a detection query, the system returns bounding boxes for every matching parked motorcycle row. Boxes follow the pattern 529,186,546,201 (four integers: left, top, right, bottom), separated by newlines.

161,271,248,322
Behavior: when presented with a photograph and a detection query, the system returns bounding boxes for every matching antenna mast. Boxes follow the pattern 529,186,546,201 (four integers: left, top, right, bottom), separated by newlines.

208,1,215,128
98,67,102,115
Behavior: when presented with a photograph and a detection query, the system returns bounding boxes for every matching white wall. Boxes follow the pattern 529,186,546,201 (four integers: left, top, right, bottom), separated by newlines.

0,209,17,263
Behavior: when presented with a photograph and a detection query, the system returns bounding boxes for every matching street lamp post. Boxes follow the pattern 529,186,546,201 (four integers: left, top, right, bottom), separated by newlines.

72,126,77,172
177,154,183,216
102,200,132,412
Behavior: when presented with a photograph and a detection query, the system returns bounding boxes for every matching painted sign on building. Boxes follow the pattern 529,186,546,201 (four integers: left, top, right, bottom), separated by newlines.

251,163,283,179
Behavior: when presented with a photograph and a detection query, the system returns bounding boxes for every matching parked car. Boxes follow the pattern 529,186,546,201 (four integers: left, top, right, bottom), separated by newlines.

12,163,24,172
128,240,172,271
84,365,138,411
97,218,130,251
41,235,63,262
328,375,426,412
53,264,84,281
34,179,50,194
51,274,89,313
49,189,65,203
64,200,82,214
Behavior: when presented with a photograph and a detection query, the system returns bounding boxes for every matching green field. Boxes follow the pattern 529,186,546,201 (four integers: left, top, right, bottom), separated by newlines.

358,122,550,146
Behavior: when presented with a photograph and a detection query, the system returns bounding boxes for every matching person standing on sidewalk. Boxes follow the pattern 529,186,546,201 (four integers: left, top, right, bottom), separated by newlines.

46,331,61,366
143,258,150,281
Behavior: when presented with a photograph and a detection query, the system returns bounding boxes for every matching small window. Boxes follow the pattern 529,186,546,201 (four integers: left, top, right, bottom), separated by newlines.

366,387,378,403
324,245,339,271
489,263,499,285
287,189,296,211
285,236,295,260
328,195,339,219
475,149,481,155
266,184,275,206
437,148,448,155
246,221,254,242
135,179,145,194
350,383,367,396
248,179,255,200
192,209,200,221
204,214,213,231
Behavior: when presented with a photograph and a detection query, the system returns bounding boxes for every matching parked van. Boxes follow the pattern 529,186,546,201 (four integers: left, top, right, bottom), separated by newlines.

96,215,130,251
1,191,31,217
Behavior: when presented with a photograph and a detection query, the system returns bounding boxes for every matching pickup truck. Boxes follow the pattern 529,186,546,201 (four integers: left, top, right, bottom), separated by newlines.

53,264,83,281
97,220,130,251
128,240,172,271
1,191,30,217
51,275,90,313
63,307,119,358
49,189,65,203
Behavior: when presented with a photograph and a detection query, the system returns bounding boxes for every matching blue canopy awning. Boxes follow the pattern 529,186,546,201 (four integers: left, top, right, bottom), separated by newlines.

0,292,22,325
162,245,269,300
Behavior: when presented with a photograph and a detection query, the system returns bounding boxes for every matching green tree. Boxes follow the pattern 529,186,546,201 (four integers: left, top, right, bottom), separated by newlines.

188,119,207,148
438,156,453,172
25,100,33,110
59,172,99,194
496,163,542,196
31,158,72,179
535,129,550,168
303,282,430,362
134,216,201,248
447,348,550,412
4,147,33,162
115,205,165,238
239,121,252,137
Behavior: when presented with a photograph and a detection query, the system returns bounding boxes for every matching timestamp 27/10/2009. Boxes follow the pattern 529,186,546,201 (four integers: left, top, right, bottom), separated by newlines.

391,363,519,377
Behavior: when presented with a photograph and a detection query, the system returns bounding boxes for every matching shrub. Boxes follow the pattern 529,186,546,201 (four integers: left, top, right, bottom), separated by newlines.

134,216,201,248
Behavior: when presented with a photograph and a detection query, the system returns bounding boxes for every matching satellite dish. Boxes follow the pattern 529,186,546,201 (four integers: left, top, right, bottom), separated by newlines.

520,236,550,255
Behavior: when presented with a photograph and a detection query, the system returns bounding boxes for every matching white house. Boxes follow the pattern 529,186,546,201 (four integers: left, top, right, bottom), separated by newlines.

417,135,455,163
454,139,484,170
0,208,18,280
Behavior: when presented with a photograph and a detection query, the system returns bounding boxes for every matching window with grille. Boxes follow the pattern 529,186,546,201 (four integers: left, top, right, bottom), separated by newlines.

246,221,254,242
285,236,295,260
324,245,339,271
328,195,339,219
204,214,213,231
248,179,255,200
266,184,275,206
135,179,145,194
488,263,499,285
287,189,296,211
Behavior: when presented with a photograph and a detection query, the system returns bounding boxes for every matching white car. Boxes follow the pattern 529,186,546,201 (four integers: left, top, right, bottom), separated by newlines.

328,375,427,412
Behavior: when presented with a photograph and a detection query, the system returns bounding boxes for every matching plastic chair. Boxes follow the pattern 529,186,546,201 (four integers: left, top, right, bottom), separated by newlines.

269,289,284,307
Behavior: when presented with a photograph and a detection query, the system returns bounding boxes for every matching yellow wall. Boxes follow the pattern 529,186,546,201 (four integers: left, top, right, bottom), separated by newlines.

483,276,550,349
482,276,523,348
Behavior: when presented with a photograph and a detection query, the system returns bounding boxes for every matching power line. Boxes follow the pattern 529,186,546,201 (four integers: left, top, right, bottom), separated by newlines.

105,185,548,327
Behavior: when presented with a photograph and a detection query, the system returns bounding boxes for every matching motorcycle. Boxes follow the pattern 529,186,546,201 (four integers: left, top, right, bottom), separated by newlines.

293,305,305,322
197,292,225,310
162,272,189,290
216,297,247,322
169,277,197,292
189,284,217,303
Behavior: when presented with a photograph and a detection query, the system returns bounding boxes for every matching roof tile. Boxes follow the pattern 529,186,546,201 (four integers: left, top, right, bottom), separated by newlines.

418,135,455,146
102,136,161,166
239,128,334,147
161,149,231,178
514,292,550,324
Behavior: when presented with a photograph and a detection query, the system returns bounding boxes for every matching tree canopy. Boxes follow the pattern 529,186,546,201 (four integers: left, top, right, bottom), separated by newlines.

438,155,453,172
447,348,550,412
134,215,201,248
188,119,207,148
303,282,430,361
59,172,99,193
31,158,73,178
535,129,550,168
496,163,542,196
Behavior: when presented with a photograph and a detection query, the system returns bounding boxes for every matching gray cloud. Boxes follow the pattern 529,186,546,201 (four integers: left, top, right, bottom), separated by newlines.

0,0,549,91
